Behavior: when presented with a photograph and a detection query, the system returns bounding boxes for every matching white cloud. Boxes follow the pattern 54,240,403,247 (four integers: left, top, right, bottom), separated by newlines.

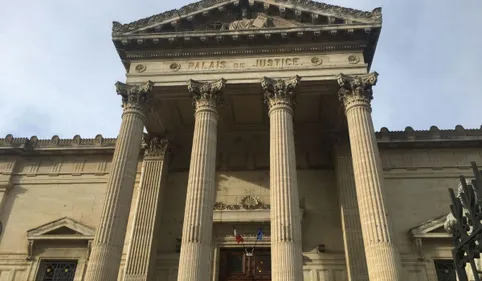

0,0,480,138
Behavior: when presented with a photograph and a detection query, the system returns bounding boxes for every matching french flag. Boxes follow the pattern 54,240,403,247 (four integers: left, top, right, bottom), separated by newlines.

233,226,244,244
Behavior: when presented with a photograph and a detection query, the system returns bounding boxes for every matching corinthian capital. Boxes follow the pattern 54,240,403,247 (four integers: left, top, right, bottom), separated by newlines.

336,72,378,109
188,79,226,112
261,76,301,111
141,135,169,158
115,81,154,110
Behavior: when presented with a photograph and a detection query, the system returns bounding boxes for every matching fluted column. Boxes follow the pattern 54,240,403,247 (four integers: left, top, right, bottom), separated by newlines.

85,81,153,281
123,136,169,281
261,76,303,281
333,141,369,281
337,72,403,281
177,78,226,281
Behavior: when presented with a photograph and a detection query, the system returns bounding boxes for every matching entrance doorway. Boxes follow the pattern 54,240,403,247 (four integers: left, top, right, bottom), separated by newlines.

218,248,271,281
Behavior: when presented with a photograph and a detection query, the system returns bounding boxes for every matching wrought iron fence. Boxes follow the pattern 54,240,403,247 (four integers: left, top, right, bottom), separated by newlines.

448,162,482,281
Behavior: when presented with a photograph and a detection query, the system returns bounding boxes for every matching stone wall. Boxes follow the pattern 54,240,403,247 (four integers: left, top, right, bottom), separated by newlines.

0,145,480,280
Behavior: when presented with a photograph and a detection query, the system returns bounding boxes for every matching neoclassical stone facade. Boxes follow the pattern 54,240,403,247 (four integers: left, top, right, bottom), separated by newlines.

0,1,476,281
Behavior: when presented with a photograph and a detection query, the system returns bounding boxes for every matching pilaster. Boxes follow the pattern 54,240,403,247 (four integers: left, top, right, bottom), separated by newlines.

0,159,16,219
84,81,153,281
176,78,225,281
337,72,403,281
261,76,303,281
124,136,169,281
333,140,369,281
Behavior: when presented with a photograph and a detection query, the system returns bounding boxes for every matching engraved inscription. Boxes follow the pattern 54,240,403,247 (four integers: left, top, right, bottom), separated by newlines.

179,56,307,72
188,61,227,70
254,58,301,68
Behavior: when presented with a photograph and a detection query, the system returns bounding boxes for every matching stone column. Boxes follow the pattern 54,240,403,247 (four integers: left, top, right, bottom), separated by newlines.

123,136,169,281
337,72,403,281
84,81,153,281
177,78,226,281
261,76,303,281
333,140,369,281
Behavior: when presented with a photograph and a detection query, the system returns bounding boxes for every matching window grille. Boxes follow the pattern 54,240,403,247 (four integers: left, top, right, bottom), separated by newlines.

35,260,77,281
434,259,456,281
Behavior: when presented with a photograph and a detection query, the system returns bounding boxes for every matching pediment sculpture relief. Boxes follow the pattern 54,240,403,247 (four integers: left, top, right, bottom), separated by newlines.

225,10,273,31
214,195,270,210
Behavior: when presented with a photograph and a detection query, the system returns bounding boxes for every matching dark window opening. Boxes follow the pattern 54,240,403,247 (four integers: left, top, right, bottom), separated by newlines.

35,260,77,281
434,259,456,281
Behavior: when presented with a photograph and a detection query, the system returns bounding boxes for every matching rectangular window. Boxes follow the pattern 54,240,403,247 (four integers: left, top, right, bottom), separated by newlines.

35,260,77,281
434,259,456,281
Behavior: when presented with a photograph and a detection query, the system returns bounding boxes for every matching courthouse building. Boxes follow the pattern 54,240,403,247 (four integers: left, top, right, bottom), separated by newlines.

0,1,478,281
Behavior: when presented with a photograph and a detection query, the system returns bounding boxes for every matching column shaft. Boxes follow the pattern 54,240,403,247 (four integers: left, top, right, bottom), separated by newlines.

124,137,169,281
338,73,403,281
262,76,303,281
85,81,152,281
177,79,225,281
334,144,369,281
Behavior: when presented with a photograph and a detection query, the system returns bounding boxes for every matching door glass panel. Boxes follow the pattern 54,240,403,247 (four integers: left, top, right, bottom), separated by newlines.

434,259,456,281
254,255,271,274
227,254,244,273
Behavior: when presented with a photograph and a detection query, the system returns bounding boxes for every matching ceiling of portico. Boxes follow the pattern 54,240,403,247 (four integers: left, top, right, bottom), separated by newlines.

144,79,344,137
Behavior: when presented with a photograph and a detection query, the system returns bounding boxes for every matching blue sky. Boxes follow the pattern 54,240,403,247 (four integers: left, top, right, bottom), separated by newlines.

0,0,481,138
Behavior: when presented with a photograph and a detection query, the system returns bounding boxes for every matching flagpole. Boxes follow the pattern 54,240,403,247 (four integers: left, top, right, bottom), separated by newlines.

251,239,258,254
233,225,248,254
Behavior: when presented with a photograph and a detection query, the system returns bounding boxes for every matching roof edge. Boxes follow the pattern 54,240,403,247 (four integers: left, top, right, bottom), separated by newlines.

1,125,482,151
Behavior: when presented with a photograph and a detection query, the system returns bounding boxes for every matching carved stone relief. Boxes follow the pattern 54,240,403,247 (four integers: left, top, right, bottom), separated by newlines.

214,196,270,210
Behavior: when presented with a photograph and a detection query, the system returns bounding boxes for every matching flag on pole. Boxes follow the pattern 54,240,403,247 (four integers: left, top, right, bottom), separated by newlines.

233,226,244,244
256,228,263,241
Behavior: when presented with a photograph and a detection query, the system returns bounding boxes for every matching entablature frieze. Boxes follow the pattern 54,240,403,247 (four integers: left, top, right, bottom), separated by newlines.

125,52,367,86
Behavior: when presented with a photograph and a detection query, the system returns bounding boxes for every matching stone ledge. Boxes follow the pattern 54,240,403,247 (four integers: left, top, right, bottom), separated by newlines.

213,209,304,222
1,125,481,153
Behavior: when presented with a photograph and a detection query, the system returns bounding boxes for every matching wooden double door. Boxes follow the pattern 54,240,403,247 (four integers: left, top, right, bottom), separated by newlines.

218,248,271,281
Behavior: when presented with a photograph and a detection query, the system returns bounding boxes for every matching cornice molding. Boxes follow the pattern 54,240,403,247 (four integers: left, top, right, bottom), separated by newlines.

1,125,482,153
123,43,369,60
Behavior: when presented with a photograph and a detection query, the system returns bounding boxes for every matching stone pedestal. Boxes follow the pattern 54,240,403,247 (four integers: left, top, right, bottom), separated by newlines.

176,79,225,281
333,142,369,281
261,76,303,281
337,73,403,281
123,136,169,281
84,81,152,281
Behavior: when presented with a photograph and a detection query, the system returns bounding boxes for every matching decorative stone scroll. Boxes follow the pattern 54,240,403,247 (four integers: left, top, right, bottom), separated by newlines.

115,81,154,110
188,78,226,112
141,135,169,158
261,76,301,111
214,196,270,210
336,72,378,109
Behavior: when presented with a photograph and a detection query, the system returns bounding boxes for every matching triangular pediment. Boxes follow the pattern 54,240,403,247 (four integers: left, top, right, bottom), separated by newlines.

409,215,452,239
112,0,381,36
27,217,95,240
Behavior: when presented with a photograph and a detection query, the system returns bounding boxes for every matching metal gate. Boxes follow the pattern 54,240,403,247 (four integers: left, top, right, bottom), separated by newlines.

448,161,482,281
